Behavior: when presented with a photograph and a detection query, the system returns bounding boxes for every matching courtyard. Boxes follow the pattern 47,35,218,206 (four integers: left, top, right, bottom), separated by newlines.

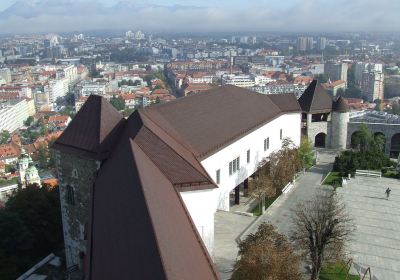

338,176,400,280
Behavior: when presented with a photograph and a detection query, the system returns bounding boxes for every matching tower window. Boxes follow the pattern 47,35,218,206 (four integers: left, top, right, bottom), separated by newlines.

66,185,75,205
280,129,283,140
247,150,250,163
216,169,220,184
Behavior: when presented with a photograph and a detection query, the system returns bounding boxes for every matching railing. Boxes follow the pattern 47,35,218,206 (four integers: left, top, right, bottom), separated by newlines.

360,267,372,280
355,170,382,178
66,264,79,274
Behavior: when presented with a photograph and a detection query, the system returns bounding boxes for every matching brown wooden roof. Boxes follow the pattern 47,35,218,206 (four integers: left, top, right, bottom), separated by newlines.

142,85,301,159
298,80,333,113
88,138,219,280
52,95,125,160
332,96,350,113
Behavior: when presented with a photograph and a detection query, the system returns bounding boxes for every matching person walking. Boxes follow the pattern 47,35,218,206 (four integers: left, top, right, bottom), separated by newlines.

385,187,391,200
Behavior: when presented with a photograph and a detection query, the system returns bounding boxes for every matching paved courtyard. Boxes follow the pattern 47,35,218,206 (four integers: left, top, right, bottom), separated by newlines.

338,176,400,280
214,149,338,279
214,211,255,280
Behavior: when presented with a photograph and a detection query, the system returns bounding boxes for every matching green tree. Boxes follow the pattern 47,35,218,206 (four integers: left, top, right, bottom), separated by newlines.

24,116,34,127
232,223,301,280
0,130,10,144
37,145,48,168
0,185,63,279
344,86,362,99
110,95,125,111
298,136,314,169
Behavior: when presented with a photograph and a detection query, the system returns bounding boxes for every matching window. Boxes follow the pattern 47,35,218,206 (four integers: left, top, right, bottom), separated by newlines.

66,185,75,205
280,129,283,140
229,157,240,176
264,137,270,151
247,150,250,163
216,169,220,184
72,169,78,179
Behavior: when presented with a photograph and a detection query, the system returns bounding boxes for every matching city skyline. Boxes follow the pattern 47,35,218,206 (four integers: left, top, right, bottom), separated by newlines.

0,0,399,34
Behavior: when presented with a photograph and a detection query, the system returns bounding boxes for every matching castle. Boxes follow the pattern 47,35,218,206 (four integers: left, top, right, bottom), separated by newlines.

53,81,400,278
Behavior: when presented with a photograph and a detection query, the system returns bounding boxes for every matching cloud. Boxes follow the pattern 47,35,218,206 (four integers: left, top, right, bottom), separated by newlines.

0,0,399,34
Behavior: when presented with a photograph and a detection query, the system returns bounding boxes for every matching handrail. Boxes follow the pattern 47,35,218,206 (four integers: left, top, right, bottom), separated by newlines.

342,258,353,279
361,267,372,280
66,264,79,274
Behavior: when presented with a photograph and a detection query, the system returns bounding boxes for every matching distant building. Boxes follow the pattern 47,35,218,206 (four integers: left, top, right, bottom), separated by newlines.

221,74,255,88
321,80,347,96
0,68,11,83
317,37,326,51
362,71,384,102
324,62,348,82
354,62,383,85
0,99,36,132
297,37,313,51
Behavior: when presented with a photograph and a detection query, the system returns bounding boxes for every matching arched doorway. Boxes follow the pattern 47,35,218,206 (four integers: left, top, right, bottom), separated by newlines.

374,132,386,152
390,133,400,158
314,133,326,148
350,131,362,149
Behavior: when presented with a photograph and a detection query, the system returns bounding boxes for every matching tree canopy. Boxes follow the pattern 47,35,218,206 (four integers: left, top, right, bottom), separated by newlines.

0,185,63,279
110,95,125,111
0,130,10,144
291,192,353,280
232,223,301,280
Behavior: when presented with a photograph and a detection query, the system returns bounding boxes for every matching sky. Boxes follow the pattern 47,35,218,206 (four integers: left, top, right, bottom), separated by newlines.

0,0,399,34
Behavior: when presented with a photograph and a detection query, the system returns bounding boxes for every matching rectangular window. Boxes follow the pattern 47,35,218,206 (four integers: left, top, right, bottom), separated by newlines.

229,157,240,176
280,129,283,140
264,137,270,151
66,185,75,205
216,169,220,184
247,150,250,163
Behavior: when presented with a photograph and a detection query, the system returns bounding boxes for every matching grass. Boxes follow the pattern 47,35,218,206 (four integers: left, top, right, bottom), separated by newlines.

0,177,18,187
320,262,359,280
382,170,399,179
251,194,280,216
322,172,341,186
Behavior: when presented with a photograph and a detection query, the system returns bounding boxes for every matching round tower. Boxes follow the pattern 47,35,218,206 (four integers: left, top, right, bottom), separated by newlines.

331,96,350,150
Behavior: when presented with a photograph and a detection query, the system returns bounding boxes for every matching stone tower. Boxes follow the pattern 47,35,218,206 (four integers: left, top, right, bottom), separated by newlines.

52,95,124,271
331,96,350,150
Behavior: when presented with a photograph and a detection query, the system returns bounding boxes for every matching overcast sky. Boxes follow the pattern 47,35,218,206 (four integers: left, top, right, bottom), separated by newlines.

0,0,399,34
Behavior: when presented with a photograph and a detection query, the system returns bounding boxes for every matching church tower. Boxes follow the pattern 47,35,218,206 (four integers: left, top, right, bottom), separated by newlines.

52,95,124,272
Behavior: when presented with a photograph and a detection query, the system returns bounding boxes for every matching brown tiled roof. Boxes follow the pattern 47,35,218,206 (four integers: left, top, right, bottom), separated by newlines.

87,135,219,280
298,80,333,113
142,85,301,159
52,95,125,160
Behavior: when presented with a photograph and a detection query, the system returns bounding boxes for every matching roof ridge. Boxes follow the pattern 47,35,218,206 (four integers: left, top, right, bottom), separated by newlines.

130,141,219,279
129,140,168,278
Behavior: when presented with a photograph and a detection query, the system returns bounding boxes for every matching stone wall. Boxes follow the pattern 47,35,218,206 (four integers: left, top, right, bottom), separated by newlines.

347,122,400,155
56,151,99,269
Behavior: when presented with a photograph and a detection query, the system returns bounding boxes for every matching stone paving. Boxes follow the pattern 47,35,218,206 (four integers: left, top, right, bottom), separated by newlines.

214,149,338,279
338,176,400,280
214,211,255,280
